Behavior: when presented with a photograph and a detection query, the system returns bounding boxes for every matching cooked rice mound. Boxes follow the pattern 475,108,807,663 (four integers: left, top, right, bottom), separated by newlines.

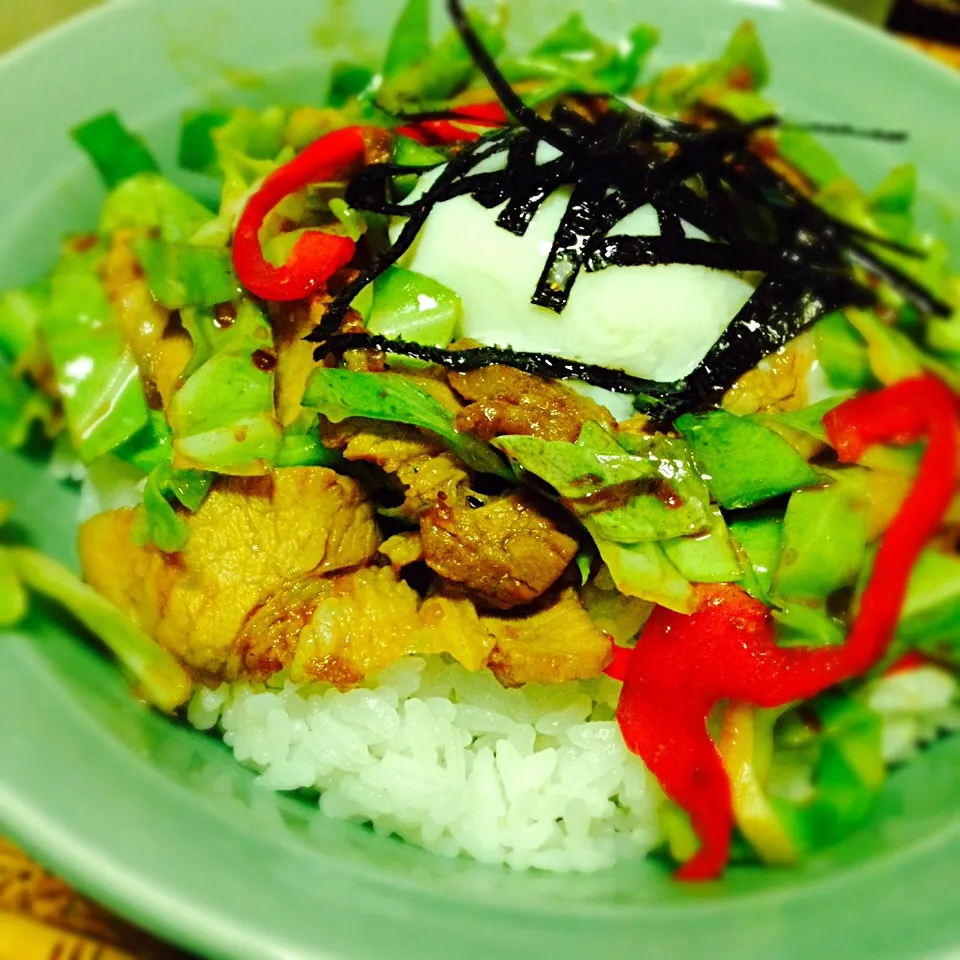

188,655,959,873
188,656,665,872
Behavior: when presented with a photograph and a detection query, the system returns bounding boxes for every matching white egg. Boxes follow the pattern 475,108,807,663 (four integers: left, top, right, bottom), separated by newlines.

397,142,757,419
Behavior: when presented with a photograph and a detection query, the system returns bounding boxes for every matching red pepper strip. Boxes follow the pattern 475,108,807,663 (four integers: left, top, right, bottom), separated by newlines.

605,643,633,683
396,102,508,145
615,375,959,881
823,375,960,676
232,126,369,302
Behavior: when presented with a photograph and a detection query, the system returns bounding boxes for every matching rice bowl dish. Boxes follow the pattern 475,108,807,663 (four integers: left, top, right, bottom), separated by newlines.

1,0,959,893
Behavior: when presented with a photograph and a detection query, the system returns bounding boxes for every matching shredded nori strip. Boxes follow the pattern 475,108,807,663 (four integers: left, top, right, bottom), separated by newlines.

308,0,951,418
320,332,663,395
320,269,872,422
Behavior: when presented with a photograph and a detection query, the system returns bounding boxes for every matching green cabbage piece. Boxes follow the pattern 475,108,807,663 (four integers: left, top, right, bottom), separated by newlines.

277,411,344,469
303,367,511,479
0,541,191,711
378,8,506,110
586,527,697,614
71,111,160,189
647,22,769,112
675,409,820,510
814,311,876,392
366,266,461,348
383,0,432,79
503,14,659,99
0,284,47,364
131,463,213,554
844,306,960,395
99,173,215,243
178,108,232,176
167,299,281,473
925,277,960,361
0,548,27,627
769,696,884,854
186,107,292,249
730,513,783,604
890,550,960,661
662,505,742,584
112,411,173,474
0,357,52,451
494,423,732,610
130,238,240,310
772,603,846,649
816,177,951,303
777,129,845,189
494,423,710,544
39,241,150,463
772,470,869,604
0,284,54,451
327,62,378,109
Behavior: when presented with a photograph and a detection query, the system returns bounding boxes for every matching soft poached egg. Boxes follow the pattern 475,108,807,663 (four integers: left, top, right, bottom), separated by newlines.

398,142,756,418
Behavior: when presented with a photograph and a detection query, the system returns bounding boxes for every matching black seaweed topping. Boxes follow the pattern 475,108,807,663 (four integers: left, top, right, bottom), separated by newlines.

308,0,951,418
320,332,666,395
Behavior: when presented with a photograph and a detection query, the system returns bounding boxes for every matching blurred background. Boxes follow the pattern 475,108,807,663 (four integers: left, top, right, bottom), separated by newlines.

1,0,959,54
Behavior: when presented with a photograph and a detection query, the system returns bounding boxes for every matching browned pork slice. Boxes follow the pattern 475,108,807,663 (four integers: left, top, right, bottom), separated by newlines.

319,418,470,519
78,467,380,679
484,588,613,687
232,566,494,687
233,572,610,691
378,530,425,570
419,490,578,610
320,418,579,609
449,365,615,443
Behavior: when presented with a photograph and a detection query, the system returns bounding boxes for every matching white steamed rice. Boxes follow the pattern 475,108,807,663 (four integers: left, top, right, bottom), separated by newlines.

188,656,664,872
188,654,959,873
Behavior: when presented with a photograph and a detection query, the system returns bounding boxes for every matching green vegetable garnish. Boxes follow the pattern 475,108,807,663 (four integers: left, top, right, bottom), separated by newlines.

168,300,281,473
379,8,505,109
662,506,742,584
504,14,659,99
40,241,150,463
1,501,190,710
71,111,160,188
495,424,710,543
178,108,232,176
0,284,47,364
132,464,213,554
0,547,27,627
130,238,241,310
0,357,52,451
303,367,511,479
366,266,461,348
773,471,869,603
383,0,432,79
730,514,783,604
112,412,173,474
676,409,820,510
100,173,216,243
3,546,191,711
648,21,768,112
586,528,696,614
772,603,846,649
894,550,960,657
327,62,378,109
814,311,876,392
